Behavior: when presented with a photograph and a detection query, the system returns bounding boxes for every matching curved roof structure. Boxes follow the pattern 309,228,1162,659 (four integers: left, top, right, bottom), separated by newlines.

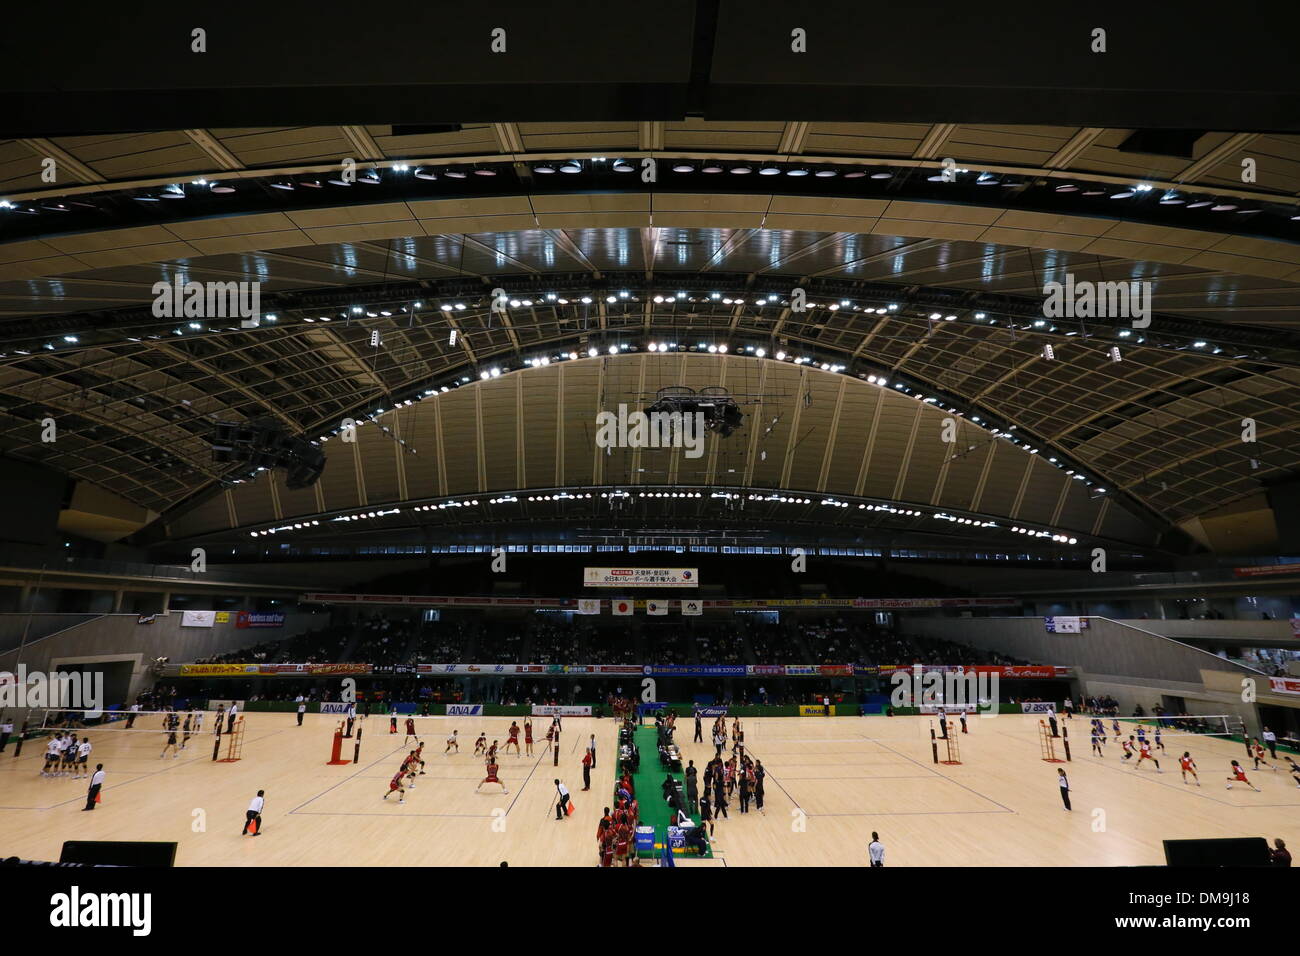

1,122,1297,552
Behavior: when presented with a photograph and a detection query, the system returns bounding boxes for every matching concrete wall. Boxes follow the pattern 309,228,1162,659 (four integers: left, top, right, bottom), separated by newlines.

1114,619,1293,643
0,609,329,711
903,616,1260,685
0,613,104,653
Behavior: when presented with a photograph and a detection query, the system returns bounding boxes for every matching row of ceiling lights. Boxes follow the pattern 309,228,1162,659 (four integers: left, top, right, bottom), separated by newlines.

241,485,1085,544
8,154,1299,221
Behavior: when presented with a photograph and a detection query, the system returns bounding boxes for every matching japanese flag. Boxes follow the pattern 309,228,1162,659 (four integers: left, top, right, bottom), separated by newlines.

612,600,633,616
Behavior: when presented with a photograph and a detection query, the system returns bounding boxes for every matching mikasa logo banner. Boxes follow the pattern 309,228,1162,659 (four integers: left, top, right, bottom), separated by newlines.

49,887,151,936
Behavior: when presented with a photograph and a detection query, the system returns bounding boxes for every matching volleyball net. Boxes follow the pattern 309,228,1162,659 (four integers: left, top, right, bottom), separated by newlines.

16,708,248,762
1093,714,1245,741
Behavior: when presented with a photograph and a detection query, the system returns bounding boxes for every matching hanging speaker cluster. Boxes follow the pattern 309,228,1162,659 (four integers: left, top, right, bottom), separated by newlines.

211,419,326,489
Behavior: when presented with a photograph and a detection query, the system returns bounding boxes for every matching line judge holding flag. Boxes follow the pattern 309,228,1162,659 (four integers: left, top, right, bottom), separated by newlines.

83,764,105,810
554,779,570,820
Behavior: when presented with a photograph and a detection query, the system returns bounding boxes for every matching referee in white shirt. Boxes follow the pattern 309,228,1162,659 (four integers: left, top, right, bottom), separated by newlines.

243,790,265,835
227,701,239,735
83,764,105,810
868,832,885,867
1258,728,1279,759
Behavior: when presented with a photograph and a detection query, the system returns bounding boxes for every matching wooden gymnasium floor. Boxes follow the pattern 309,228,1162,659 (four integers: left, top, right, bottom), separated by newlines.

1,712,1296,866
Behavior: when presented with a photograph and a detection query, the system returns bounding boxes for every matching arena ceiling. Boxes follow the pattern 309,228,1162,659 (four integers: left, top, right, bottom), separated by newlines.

1,121,1298,553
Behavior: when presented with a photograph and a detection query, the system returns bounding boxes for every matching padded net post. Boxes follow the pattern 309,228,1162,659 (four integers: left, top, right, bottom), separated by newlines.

217,717,245,762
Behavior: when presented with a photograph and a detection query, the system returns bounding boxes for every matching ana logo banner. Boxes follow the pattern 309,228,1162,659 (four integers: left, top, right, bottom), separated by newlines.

446,704,484,716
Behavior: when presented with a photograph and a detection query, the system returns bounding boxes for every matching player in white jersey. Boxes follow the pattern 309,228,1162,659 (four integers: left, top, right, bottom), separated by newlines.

41,735,63,775
74,738,93,777
445,729,459,754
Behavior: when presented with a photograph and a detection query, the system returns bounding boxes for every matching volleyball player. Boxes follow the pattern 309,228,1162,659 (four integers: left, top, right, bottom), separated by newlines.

445,729,459,754
473,732,487,756
477,756,507,794
1091,723,1105,757
1250,739,1276,772
181,713,193,750
404,716,418,745
384,768,407,803
61,734,78,774
1121,736,1134,761
160,715,180,759
68,736,90,778
487,739,499,763
504,721,521,756
1178,751,1200,786
413,740,426,775
389,712,398,734
401,750,419,788
1285,756,1300,788
524,719,534,756
1226,759,1260,792
1153,725,1165,753
613,819,630,866
1134,738,1161,772
1111,718,1121,740
191,710,203,735
41,733,62,776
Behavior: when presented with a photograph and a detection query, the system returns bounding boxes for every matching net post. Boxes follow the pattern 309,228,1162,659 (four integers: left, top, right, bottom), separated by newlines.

1062,723,1071,761
353,723,363,764
930,723,939,763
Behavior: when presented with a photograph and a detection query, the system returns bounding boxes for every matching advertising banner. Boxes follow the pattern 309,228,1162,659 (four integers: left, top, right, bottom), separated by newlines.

647,665,746,676
583,567,698,588
215,611,231,624
180,610,216,628
1020,702,1057,714
319,702,351,715
798,704,829,716
1045,616,1086,632
306,663,371,676
136,614,156,625
1268,677,1300,696
748,665,786,676
236,611,286,629
301,592,1018,610
1232,564,1300,578
179,663,256,676
446,704,484,716
645,599,668,615
531,704,592,717
694,706,728,717
681,599,703,616
817,665,855,676
784,665,818,676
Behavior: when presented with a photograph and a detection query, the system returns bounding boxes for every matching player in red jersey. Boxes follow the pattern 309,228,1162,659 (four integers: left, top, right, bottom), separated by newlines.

1250,739,1277,773
544,724,556,755
400,750,419,788
384,769,406,803
413,741,426,775
1226,759,1260,791
404,717,418,744
503,721,521,756
1178,752,1201,786
487,740,499,763
477,757,508,794
1133,739,1161,772
524,719,534,756
1121,736,1135,761
613,821,630,866
473,732,487,756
